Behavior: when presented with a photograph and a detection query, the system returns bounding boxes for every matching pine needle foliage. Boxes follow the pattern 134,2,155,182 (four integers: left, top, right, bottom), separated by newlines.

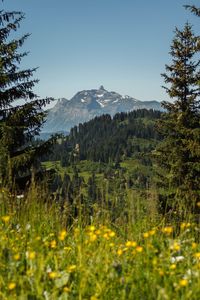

184,4,200,17
0,9,55,187
155,23,200,212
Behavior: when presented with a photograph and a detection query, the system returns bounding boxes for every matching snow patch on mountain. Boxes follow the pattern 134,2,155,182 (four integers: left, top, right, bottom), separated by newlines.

42,86,162,133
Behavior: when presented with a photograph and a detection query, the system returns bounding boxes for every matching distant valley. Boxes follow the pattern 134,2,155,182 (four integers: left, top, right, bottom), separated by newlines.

42,86,163,133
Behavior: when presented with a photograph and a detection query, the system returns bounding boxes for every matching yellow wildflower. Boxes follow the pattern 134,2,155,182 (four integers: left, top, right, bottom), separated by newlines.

170,242,180,252
59,229,67,241
27,251,36,260
170,264,176,270
95,229,101,235
103,233,109,240
143,232,149,238
196,201,200,208
48,271,58,279
192,242,197,249
50,240,57,249
162,226,173,235
136,246,143,253
88,225,96,231
8,282,16,290
179,279,188,287
180,222,191,230
67,265,76,272
194,252,200,259
63,286,70,293
117,249,123,256
126,241,137,247
2,215,10,223
109,231,116,237
149,229,156,236
125,241,133,247
13,253,20,261
131,241,137,247
89,234,97,242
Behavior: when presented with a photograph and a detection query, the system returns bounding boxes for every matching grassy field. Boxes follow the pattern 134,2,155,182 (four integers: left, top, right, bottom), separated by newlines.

0,186,200,300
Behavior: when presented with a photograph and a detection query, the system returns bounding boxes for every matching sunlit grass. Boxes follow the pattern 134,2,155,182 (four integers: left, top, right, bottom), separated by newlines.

0,187,199,299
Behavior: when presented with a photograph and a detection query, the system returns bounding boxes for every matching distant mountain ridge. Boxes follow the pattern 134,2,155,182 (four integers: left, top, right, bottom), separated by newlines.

42,86,163,133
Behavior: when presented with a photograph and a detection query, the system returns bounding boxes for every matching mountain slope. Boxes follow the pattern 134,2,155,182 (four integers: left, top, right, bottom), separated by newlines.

42,86,163,132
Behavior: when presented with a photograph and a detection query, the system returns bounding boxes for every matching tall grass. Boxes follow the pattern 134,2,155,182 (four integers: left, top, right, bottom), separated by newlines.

0,184,200,299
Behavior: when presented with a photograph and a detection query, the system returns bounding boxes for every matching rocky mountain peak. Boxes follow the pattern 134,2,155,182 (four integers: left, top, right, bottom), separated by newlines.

42,87,162,133
99,85,106,91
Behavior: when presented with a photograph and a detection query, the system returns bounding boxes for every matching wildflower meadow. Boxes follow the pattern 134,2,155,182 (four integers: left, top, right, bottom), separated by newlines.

0,187,200,299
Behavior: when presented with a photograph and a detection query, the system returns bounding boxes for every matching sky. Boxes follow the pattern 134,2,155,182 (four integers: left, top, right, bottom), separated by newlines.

1,0,200,105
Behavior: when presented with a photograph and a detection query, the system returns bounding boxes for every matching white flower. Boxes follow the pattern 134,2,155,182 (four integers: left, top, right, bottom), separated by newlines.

170,256,185,263
16,194,24,199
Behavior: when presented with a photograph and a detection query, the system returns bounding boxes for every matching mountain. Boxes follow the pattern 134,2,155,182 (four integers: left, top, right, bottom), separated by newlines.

42,86,163,133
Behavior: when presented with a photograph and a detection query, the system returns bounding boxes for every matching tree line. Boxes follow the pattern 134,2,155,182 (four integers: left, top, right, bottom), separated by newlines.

43,109,162,164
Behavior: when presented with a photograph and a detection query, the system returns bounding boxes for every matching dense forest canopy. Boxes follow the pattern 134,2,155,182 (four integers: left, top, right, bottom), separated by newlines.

43,109,162,164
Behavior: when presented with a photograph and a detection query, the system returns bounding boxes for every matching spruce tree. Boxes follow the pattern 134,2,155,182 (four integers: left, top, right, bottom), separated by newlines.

0,10,55,188
184,5,200,17
155,23,200,212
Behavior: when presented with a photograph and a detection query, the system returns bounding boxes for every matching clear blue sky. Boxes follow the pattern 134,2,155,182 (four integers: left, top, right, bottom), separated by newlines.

2,0,200,103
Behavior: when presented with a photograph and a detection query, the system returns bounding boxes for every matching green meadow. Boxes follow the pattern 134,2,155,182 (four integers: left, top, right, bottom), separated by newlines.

0,185,200,300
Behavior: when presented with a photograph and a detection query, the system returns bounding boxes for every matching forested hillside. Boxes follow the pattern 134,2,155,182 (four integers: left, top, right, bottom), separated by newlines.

44,109,162,164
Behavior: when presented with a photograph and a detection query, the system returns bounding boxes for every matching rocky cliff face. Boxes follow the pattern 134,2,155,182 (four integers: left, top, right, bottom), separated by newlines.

42,86,163,133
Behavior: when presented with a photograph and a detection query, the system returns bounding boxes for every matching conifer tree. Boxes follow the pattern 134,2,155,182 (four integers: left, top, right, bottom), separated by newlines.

0,10,55,187
184,5,200,17
155,22,200,212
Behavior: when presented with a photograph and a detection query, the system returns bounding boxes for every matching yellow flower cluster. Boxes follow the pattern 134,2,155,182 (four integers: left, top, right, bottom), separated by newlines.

170,241,181,252
143,229,156,238
117,240,143,256
180,222,191,230
86,225,116,243
50,240,57,249
26,251,36,260
162,226,173,235
1,215,200,299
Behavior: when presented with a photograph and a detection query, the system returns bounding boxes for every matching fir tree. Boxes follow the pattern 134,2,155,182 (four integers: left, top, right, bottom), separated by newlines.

155,23,200,212
0,10,56,187
184,5,200,17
